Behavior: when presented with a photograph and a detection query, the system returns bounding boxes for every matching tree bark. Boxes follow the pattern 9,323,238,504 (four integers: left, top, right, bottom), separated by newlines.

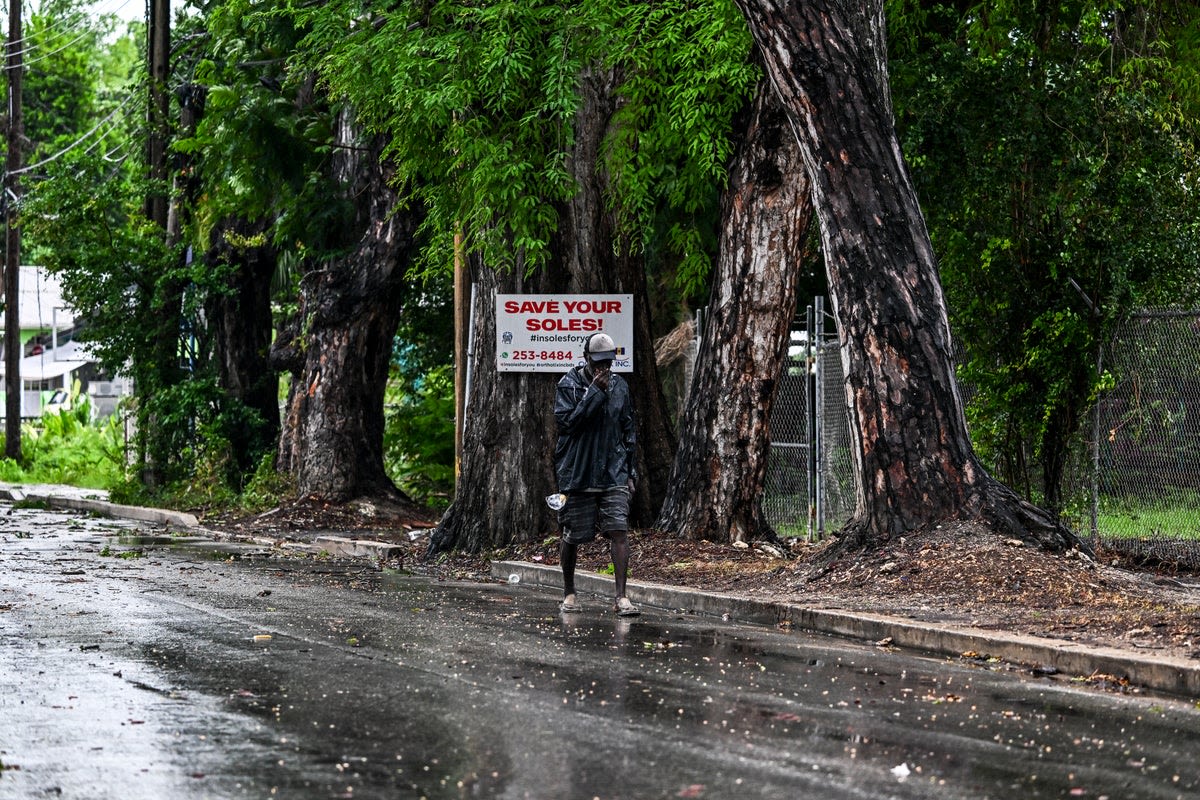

732,0,1083,552
655,76,812,544
427,253,563,554
272,110,421,506
207,217,280,476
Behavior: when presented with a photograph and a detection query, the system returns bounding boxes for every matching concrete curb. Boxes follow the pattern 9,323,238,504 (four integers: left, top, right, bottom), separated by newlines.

493,559,1200,698
0,487,408,562
312,535,406,561
38,495,200,529
0,486,198,528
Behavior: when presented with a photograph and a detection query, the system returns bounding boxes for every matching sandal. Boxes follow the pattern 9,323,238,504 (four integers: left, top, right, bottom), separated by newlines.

615,597,641,617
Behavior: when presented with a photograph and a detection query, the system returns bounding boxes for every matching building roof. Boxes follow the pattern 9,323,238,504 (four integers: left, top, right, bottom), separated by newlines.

1,266,76,332
0,339,96,382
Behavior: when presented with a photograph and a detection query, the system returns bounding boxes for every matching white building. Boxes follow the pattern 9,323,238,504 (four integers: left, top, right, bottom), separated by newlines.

0,266,130,419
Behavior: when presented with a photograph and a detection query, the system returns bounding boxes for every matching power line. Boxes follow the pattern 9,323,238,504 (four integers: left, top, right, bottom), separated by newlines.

13,26,93,66
7,89,139,177
90,0,140,22
4,12,93,57
4,0,140,60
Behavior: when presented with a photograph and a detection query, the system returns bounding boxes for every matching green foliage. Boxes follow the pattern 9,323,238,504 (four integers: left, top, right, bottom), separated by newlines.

888,1,1200,507
0,406,127,489
238,452,297,514
30,32,315,512
384,363,455,510
13,0,141,260
176,0,344,257
25,153,179,377
106,439,295,515
142,374,273,495
380,269,456,509
291,0,754,296
21,0,103,160
293,0,593,275
26,13,284,498
25,146,276,490
23,152,242,488
600,0,756,295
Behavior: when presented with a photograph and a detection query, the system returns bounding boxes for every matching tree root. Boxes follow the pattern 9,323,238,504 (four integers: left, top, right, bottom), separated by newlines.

805,477,1092,576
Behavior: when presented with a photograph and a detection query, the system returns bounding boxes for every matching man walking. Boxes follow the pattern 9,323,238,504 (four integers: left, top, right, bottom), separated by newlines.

553,332,640,616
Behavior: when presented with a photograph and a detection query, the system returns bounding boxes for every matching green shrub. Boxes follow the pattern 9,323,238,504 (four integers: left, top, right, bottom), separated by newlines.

4,404,128,489
384,362,455,510
238,451,296,513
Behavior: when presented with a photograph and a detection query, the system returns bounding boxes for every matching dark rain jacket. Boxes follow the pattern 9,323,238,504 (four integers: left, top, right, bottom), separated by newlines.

553,365,637,492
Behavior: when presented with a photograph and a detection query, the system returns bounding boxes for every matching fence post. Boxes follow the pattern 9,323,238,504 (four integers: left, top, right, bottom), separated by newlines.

1090,345,1102,548
815,295,827,540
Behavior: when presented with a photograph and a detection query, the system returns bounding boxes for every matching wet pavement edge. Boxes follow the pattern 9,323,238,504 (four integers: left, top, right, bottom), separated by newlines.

491,560,1200,698
3,482,1196,699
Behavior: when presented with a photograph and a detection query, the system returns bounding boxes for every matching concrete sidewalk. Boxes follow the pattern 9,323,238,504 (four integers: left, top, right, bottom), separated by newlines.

3,481,1196,699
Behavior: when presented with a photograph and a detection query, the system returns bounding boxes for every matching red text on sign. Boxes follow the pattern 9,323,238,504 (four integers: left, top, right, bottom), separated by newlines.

503,300,561,314
526,318,604,332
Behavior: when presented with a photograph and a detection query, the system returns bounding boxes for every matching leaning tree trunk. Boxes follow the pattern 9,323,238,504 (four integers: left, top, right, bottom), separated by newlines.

208,216,280,476
733,0,1082,552
655,76,812,544
272,111,422,505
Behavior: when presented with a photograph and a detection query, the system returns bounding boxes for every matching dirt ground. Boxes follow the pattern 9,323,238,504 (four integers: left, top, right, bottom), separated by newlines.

200,498,1200,667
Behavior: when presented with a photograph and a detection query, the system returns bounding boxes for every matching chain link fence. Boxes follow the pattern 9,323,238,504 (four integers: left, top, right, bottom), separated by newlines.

763,299,855,538
1063,310,1200,568
764,303,1200,566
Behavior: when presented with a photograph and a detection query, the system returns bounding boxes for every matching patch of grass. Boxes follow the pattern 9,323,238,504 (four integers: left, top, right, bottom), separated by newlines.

774,522,810,538
1096,506,1200,539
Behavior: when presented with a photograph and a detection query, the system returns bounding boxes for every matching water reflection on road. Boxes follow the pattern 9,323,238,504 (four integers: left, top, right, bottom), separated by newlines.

2,505,1198,799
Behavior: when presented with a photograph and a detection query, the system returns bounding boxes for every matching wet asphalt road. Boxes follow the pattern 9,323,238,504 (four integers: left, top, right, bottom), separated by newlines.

2,504,1200,800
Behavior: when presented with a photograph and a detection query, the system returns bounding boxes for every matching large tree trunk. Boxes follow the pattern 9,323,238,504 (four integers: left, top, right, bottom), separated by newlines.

428,254,563,554
733,0,1083,552
272,111,421,505
208,217,280,477
655,76,812,544
429,66,678,554
554,66,677,525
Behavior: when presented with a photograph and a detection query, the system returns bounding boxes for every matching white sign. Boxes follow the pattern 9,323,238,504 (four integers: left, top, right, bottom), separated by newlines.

495,294,634,373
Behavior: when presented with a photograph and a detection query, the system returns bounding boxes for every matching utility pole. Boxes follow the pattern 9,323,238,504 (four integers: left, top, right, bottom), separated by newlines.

4,0,22,460
453,230,466,482
145,0,169,227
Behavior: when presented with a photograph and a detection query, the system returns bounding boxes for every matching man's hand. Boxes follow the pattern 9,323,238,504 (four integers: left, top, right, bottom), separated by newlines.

592,363,611,390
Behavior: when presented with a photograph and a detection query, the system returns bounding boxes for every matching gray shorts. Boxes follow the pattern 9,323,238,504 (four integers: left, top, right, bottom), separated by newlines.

559,488,631,544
